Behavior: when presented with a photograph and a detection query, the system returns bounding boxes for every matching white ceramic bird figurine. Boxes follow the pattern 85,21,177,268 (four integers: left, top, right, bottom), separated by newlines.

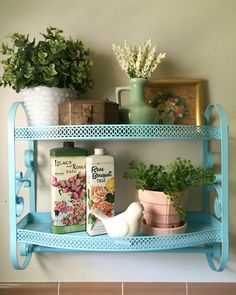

93,202,144,237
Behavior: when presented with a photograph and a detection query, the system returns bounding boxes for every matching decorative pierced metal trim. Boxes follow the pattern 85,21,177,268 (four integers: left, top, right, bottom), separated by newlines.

17,228,221,251
17,214,222,252
15,125,221,141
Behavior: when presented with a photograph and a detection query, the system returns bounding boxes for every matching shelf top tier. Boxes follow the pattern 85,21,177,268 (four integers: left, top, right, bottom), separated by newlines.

14,124,221,141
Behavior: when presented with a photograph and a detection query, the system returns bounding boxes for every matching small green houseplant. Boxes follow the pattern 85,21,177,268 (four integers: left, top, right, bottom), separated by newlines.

124,158,215,235
0,26,93,93
0,26,93,126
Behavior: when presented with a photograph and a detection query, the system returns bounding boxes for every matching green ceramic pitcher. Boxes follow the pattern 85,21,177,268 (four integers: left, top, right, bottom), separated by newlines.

116,78,158,124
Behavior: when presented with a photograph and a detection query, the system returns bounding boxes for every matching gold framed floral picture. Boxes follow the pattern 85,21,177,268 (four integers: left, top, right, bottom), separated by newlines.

144,79,205,125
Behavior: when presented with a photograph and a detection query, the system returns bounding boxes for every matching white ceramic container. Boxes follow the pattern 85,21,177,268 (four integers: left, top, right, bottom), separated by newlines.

21,86,78,126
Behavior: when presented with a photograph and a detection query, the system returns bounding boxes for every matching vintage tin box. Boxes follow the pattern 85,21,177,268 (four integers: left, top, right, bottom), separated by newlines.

58,99,119,125
50,142,87,234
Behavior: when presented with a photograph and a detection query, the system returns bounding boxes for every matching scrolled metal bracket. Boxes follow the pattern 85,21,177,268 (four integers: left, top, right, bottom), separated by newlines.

203,104,228,272
16,196,24,217
8,101,35,270
20,243,34,256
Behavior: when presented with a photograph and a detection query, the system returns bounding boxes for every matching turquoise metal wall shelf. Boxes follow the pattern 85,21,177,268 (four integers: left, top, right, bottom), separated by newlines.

8,102,228,271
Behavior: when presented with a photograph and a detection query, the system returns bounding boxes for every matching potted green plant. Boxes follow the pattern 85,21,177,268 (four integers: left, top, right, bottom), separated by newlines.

124,157,216,236
0,26,93,126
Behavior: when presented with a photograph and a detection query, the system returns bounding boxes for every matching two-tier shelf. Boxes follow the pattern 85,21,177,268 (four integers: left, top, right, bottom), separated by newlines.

8,102,228,271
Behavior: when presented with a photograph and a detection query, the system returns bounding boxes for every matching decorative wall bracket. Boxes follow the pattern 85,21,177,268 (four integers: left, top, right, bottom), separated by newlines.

8,101,36,270
8,102,228,271
203,104,228,271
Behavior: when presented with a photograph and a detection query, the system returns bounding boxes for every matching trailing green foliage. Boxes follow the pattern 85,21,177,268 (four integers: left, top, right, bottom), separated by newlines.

0,26,93,93
124,157,216,219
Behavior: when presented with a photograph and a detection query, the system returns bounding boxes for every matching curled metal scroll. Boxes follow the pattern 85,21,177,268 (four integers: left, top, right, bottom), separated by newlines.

8,101,34,270
204,104,228,272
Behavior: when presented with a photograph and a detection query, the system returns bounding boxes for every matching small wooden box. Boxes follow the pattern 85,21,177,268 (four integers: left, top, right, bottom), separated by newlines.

58,99,119,125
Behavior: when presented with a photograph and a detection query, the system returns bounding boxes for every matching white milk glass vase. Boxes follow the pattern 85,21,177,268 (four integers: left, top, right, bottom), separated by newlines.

21,86,78,126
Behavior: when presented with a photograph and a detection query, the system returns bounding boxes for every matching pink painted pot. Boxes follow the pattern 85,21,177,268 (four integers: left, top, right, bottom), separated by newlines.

141,219,187,236
138,190,188,229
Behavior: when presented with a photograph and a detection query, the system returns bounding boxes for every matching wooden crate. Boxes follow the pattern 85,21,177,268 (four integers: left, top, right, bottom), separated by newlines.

59,99,119,125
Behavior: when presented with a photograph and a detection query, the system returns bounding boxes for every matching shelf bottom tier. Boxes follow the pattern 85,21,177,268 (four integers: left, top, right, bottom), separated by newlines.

16,212,222,252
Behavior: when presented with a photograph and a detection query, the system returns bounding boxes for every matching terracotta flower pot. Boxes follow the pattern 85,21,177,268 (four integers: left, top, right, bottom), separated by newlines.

138,189,188,235
141,219,187,236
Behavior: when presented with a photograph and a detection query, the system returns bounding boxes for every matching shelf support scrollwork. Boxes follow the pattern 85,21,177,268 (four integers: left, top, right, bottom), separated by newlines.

203,104,228,272
8,101,36,270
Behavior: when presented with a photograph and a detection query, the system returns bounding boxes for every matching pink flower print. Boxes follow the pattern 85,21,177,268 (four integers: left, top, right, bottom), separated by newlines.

155,92,187,124
55,173,86,199
78,171,86,179
70,183,76,191
74,178,81,187
80,203,86,211
52,180,59,187
53,173,86,227
62,187,70,193
54,200,68,214
79,208,85,214
167,97,174,102
91,186,106,202
71,199,77,205
106,211,113,217
92,201,113,216
74,210,79,216
72,192,78,199
67,175,76,183
66,181,71,188
51,176,60,187
77,187,85,198
60,181,67,188
92,196,102,203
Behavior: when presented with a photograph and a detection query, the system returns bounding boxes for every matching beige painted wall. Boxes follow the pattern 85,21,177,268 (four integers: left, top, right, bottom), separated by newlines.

0,0,236,281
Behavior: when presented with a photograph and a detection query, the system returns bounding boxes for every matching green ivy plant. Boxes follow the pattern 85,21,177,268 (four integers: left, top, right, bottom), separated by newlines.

124,157,216,219
0,26,93,93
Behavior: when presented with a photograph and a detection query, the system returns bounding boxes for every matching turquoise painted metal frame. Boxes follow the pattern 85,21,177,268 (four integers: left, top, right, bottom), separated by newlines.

8,102,228,271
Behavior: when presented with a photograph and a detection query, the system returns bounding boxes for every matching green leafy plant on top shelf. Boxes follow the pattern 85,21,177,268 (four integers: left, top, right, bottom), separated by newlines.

124,157,216,219
0,26,93,93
